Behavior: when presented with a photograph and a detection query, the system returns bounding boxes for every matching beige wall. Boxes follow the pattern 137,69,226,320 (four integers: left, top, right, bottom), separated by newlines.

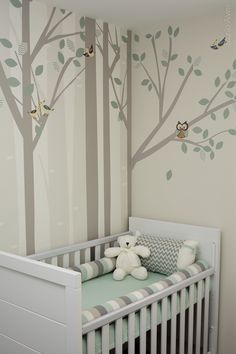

132,9,236,354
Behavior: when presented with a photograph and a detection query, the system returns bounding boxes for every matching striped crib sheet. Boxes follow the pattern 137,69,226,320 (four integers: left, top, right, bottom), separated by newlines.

82,260,208,324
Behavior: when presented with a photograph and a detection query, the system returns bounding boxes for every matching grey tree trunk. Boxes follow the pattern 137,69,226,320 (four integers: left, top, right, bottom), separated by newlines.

22,0,35,255
103,23,111,236
85,18,98,240
127,30,132,218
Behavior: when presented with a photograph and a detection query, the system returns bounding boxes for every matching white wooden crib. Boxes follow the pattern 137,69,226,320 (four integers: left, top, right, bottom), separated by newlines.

0,217,220,354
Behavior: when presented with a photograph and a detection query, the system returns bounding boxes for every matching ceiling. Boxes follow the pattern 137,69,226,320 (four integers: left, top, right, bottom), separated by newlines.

39,0,234,28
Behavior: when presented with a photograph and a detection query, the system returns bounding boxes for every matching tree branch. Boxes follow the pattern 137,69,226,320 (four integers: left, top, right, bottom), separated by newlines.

160,36,172,120
132,98,235,167
174,129,229,148
151,36,162,99
46,31,83,44
46,11,72,41
0,61,23,135
31,7,56,62
109,49,120,75
141,62,159,97
162,64,194,121
205,81,227,112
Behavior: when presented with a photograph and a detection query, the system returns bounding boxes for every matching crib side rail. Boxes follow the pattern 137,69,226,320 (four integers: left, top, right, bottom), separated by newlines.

28,231,131,267
83,268,214,354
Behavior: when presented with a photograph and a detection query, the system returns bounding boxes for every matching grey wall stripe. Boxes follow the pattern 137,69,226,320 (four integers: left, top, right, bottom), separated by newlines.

85,17,99,241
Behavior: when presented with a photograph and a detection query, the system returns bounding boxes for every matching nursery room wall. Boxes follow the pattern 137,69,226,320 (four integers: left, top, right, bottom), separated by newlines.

0,0,131,256
131,7,236,354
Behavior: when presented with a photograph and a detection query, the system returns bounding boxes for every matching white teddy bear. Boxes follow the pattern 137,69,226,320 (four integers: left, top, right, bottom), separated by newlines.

104,234,150,281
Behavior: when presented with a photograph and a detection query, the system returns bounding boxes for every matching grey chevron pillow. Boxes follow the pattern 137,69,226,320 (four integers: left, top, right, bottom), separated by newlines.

136,235,185,275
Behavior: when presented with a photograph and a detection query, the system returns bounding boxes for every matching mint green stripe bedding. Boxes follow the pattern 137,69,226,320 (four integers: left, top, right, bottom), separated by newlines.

82,271,166,310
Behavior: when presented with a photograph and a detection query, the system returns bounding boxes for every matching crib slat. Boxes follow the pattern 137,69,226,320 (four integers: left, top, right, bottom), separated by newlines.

179,288,186,354
188,284,195,354
203,277,210,354
161,297,167,354
45,257,52,264
95,245,101,260
85,248,91,262
102,324,109,354
63,253,69,268
115,318,123,354
51,256,58,266
140,307,147,353
196,280,203,354
87,330,95,354
128,312,135,354
171,292,177,354
74,251,80,267
151,302,157,354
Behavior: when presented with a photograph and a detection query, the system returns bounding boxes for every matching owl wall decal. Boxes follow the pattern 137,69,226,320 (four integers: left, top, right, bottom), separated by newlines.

176,121,189,139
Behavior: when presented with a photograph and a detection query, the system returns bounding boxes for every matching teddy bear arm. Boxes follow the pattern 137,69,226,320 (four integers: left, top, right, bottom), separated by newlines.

133,245,150,258
104,247,122,258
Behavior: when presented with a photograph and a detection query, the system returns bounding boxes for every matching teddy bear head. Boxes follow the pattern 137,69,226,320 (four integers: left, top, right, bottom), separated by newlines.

117,234,137,249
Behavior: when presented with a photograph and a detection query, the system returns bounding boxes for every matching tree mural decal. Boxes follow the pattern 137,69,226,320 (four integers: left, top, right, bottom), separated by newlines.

0,0,86,254
96,24,132,232
132,26,236,180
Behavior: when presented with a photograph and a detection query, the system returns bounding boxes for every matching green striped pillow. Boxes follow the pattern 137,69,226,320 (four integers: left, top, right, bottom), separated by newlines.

70,257,116,282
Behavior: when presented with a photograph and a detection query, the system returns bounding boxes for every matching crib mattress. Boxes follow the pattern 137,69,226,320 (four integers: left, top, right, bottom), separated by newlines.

82,271,166,310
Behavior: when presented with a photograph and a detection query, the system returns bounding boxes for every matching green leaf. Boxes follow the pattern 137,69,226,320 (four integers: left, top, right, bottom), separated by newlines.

225,69,231,80
140,52,146,61
181,142,187,153
174,27,179,37
161,60,168,67
216,141,223,150
132,53,139,61
168,26,173,36
114,77,122,85
122,36,128,43
35,65,43,76
187,55,192,64
58,52,65,64
80,32,86,42
59,39,65,49
148,83,152,91
73,59,81,67
223,108,230,119
146,33,152,39
203,146,211,152
141,79,149,86
211,113,216,121
215,77,220,87
229,129,236,135
111,101,118,109
155,31,161,39
166,170,172,181
210,151,215,160
233,59,236,70
10,0,22,8
194,69,202,76
192,127,202,134
35,125,42,135
76,48,84,58
0,38,12,48
24,83,34,96
227,81,236,88
178,68,185,76
7,77,20,87
193,147,201,152
171,54,178,61
134,34,140,42
5,58,17,67
80,16,85,28
225,91,234,98
203,129,208,139
60,9,66,14
199,98,209,105
209,138,214,147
